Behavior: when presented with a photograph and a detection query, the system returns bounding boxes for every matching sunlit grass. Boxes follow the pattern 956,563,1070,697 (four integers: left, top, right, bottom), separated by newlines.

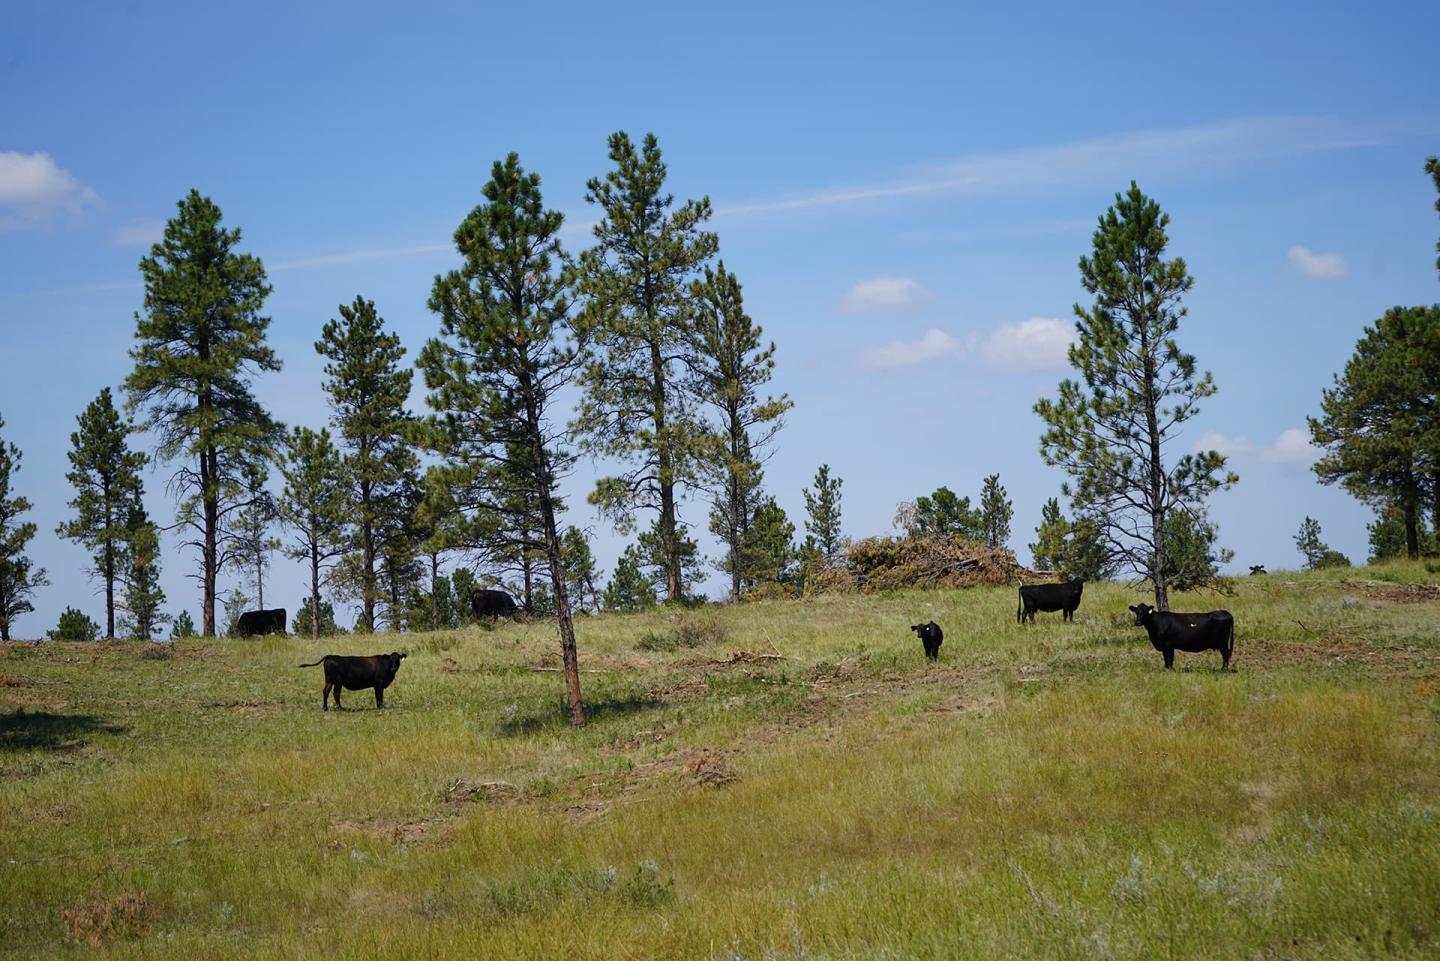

2,564,1439,958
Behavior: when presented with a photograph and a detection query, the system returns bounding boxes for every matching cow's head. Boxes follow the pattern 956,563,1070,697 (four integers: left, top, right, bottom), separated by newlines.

909,622,935,637
388,651,408,669
1128,603,1155,626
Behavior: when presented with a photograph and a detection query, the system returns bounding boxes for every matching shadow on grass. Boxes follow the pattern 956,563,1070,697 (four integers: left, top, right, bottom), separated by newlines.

497,694,665,737
0,710,127,752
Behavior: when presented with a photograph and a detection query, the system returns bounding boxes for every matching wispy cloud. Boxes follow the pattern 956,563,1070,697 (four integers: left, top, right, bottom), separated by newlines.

841,275,930,313
270,241,452,272
1287,244,1348,280
718,116,1387,218
1194,427,1319,464
861,316,1077,371
111,217,165,248
0,150,100,231
977,317,1075,370
861,328,961,369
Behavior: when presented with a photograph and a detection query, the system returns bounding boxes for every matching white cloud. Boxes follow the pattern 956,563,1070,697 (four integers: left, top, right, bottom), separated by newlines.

718,116,1388,218
861,327,961,369
1194,427,1318,464
978,317,1075,370
0,150,100,231
841,275,929,313
1287,245,1348,280
111,217,165,248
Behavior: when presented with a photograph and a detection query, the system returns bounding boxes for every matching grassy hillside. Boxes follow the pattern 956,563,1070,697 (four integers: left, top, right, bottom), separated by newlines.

3,566,1439,959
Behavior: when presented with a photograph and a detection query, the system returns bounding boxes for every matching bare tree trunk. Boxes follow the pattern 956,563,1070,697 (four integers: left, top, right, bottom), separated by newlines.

103,478,115,640
203,445,218,637
310,544,321,641
1404,495,1420,560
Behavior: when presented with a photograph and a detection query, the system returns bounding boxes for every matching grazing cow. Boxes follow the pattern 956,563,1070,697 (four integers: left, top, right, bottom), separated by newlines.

299,651,407,710
471,588,519,620
1017,579,1084,624
910,621,943,662
1128,603,1235,671
236,608,287,637
1249,565,1267,576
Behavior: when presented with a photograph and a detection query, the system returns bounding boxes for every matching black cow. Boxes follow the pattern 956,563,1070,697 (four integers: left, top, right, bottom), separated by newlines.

1249,565,1267,576
910,621,943,662
471,588,519,620
1129,603,1235,671
299,651,407,710
236,608,286,637
1017,579,1084,624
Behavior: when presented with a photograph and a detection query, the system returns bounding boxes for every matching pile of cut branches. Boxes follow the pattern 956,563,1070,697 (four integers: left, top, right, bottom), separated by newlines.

806,533,1038,593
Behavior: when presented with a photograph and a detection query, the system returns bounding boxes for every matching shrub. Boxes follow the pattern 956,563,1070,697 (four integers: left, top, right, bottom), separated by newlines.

47,607,100,642
62,891,154,945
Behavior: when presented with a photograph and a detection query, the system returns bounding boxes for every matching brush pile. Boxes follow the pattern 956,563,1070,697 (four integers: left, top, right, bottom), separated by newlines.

806,533,1039,593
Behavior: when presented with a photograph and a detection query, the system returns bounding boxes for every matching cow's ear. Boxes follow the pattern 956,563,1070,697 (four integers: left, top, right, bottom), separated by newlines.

1128,605,1138,612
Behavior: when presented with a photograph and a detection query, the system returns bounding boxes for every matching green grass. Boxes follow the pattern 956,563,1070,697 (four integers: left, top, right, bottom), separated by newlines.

3,564,1439,959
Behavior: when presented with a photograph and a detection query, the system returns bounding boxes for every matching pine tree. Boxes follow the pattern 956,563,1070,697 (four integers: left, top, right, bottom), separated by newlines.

47,607,100,641
1310,305,1440,558
1295,517,1328,570
742,497,796,591
1157,509,1232,591
574,132,718,603
1036,183,1236,610
604,544,656,612
295,597,344,637
561,527,602,613
906,487,983,540
316,295,417,632
419,153,588,726
638,519,700,600
118,496,167,639
124,190,283,636
56,388,147,638
170,610,196,639
226,465,280,612
802,465,844,557
377,470,424,631
1028,497,1115,581
415,465,468,632
0,415,48,641
689,263,791,600
221,588,250,637
978,474,1013,549
1029,497,1069,572
279,427,348,641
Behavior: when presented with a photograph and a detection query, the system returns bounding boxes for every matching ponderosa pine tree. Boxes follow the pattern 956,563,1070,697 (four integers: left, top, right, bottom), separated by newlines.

802,465,844,557
742,497,796,591
561,526,602,613
690,263,791,599
118,496,167,639
604,544,656,612
47,607,99,641
419,153,588,726
1037,183,1235,610
56,388,147,639
905,486,983,540
0,414,49,642
124,191,282,636
1310,305,1440,558
279,427,348,641
979,474,1013,549
316,295,416,632
1028,497,1114,581
574,132,718,603
226,464,280,612
170,610,196,639
415,465,468,632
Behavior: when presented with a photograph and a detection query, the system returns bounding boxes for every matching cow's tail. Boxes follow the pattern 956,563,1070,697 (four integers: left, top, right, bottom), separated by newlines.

298,657,329,668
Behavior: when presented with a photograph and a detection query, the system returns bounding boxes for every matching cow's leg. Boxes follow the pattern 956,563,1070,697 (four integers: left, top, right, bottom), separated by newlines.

333,688,343,710
1221,644,1232,672
322,682,331,711
375,687,384,709
1164,647,1175,670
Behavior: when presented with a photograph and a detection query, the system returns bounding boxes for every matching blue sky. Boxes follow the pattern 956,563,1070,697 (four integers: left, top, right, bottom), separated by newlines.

1,0,1437,636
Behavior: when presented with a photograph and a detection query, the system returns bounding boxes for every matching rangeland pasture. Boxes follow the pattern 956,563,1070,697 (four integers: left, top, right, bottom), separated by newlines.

3,566,1439,959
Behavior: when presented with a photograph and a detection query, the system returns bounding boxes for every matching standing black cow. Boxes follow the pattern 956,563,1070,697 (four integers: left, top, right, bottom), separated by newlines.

471,588,519,620
236,608,287,637
910,621,943,662
1129,603,1235,671
1017,579,1084,624
1249,565,1267,576
299,651,407,710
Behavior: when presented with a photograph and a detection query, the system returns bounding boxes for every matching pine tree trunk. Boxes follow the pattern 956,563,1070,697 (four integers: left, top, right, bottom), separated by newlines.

1432,469,1440,552
103,477,115,640
1140,302,1170,612
360,486,375,632
1404,496,1420,560
520,367,583,727
203,445,218,637
310,542,321,642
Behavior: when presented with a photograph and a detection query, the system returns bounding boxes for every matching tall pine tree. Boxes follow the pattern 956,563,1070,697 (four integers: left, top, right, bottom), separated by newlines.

574,132,718,602
279,427,349,640
124,190,282,636
978,473,1013,549
419,153,589,726
802,465,844,557
1036,183,1235,610
316,295,417,632
118,495,167,639
690,263,791,599
0,414,48,641
56,387,146,638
